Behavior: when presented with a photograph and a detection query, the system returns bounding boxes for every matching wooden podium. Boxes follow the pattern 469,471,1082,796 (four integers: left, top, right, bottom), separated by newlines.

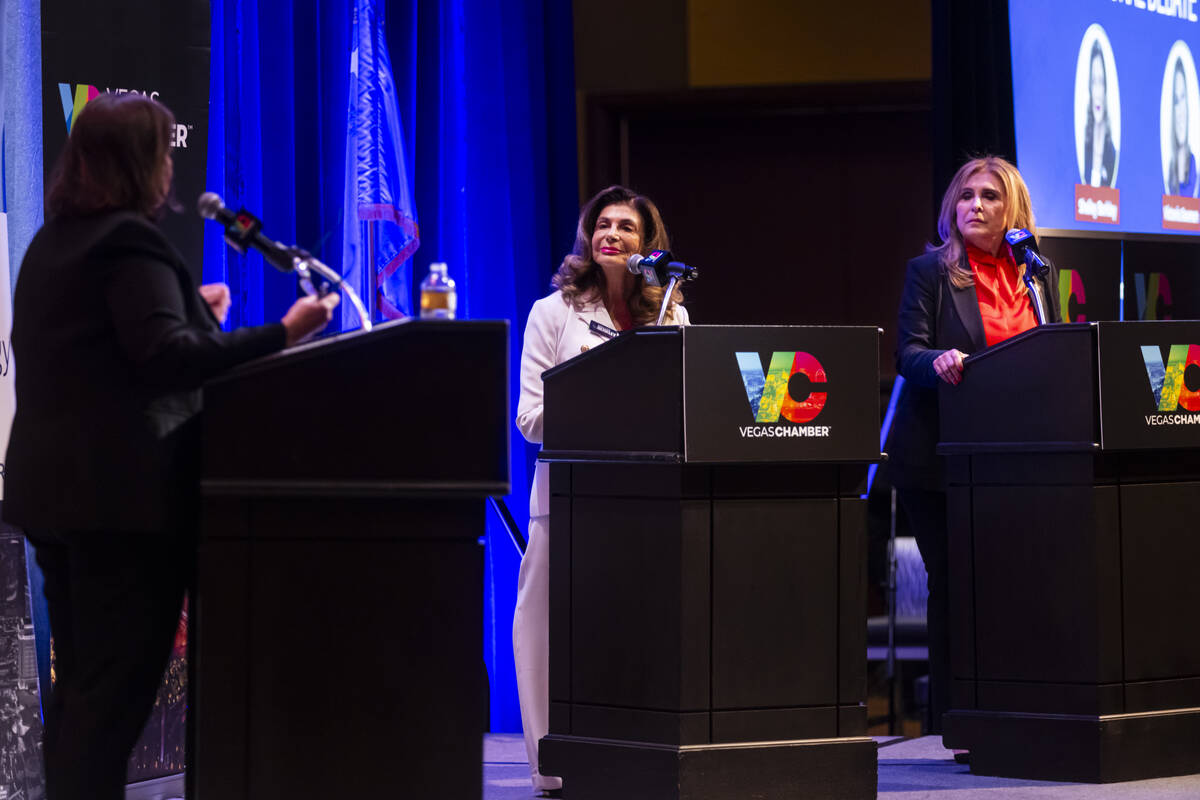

191,319,509,800
538,325,881,800
939,321,1200,782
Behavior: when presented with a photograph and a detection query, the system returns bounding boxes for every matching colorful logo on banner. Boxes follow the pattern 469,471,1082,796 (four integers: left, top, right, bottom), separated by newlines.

1135,272,1174,320
58,83,189,147
736,351,828,423
1058,269,1088,322
1140,344,1200,412
59,83,100,132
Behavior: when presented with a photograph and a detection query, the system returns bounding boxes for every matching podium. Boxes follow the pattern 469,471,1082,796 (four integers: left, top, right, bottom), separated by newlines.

192,319,509,800
538,325,881,800
938,321,1200,782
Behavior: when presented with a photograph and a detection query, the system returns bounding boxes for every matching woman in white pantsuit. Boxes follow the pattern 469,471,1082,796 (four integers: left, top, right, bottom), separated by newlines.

513,185,688,794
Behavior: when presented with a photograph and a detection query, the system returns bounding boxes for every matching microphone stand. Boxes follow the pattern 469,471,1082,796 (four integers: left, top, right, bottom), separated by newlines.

1020,255,1049,326
288,247,373,332
655,262,699,326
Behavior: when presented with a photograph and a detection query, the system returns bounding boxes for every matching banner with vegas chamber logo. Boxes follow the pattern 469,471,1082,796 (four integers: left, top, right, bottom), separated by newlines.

1098,320,1200,450
681,326,881,463
39,0,211,784
42,0,210,280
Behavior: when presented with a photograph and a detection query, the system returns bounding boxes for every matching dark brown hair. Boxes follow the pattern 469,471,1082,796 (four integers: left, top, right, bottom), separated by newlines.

552,185,683,326
47,92,179,219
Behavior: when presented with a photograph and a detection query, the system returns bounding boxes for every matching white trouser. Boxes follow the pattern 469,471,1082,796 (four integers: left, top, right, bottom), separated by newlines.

512,514,562,791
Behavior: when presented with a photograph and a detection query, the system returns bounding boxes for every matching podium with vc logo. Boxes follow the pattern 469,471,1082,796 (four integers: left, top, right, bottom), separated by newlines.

939,321,1200,783
538,325,881,800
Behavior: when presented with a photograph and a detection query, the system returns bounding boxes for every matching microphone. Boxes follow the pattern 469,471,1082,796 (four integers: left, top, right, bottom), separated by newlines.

1004,228,1049,278
627,250,698,288
627,250,699,325
1005,228,1050,325
627,250,672,286
197,192,295,273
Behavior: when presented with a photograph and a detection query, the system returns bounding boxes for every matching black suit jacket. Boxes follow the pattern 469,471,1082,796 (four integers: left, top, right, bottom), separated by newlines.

889,250,1061,490
1084,131,1117,188
4,212,286,532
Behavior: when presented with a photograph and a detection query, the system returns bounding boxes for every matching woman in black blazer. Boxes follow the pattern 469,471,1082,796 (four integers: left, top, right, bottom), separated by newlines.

891,155,1060,740
4,93,338,800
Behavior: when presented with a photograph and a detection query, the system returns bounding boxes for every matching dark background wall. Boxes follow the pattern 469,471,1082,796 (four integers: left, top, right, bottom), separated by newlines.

571,0,934,377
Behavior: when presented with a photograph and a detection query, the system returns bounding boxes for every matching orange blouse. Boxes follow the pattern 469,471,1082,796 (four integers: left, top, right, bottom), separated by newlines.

967,244,1038,347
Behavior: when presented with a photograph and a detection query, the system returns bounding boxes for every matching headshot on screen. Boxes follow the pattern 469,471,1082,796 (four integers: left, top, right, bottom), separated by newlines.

1074,24,1120,188
1161,42,1200,198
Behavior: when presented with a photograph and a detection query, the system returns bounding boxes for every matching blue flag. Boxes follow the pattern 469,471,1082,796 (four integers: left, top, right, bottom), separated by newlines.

342,0,419,327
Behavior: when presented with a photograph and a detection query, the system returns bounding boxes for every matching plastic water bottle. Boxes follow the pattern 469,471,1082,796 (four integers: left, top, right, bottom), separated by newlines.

419,262,457,319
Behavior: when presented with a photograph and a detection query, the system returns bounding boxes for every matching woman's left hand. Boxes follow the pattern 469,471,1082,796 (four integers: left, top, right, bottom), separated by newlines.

199,283,232,323
933,348,966,385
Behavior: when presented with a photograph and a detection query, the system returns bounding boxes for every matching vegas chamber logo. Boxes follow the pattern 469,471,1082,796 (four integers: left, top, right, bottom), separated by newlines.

1140,343,1200,425
735,350,831,438
58,83,191,148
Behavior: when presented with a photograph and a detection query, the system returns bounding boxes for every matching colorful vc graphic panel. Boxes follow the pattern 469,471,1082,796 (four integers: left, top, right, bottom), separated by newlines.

736,351,828,424
1098,321,1200,449
682,326,879,463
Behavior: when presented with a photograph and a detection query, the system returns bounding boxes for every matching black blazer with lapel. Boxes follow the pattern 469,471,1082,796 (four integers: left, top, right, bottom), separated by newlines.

889,250,1061,490
4,212,287,533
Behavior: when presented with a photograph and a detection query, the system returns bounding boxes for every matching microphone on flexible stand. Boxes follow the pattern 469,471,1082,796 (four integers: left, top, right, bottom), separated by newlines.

1005,228,1050,325
198,192,374,331
197,192,296,273
628,251,699,325
627,249,672,285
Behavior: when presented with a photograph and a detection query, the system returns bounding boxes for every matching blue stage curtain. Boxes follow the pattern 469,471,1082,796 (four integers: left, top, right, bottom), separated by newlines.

3,0,52,750
408,0,580,734
208,0,578,731
206,0,352,328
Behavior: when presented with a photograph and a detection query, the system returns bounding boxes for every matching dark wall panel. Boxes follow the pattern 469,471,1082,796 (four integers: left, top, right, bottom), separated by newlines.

1038,237,1122,323
585,84,933,377
1123,240,1200,322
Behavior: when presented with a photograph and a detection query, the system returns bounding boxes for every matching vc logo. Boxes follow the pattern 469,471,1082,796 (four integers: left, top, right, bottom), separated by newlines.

58,83,186,146
59,83,100,133
1140,344,1200,411
1058,269,1087,322
736,351,827,424
1134,272,1174,321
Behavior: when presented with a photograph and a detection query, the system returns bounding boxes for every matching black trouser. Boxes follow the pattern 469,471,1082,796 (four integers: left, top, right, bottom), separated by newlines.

895,488,950,736
26,529,192,800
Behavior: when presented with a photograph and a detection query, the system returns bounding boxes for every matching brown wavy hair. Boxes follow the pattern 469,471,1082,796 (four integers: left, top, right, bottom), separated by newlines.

552,185,684,325
47,92,179,219
928,155,1037,289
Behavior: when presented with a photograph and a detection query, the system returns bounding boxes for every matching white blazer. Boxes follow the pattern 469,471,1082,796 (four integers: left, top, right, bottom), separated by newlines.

516,290,690,517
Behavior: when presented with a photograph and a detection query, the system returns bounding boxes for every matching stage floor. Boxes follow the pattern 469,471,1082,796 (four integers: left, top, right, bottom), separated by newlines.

124,733,1200,798
484,733,1200,799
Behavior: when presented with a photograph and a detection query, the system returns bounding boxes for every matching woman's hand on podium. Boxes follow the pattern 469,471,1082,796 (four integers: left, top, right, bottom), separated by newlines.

933,348,966,385
282,292,340,345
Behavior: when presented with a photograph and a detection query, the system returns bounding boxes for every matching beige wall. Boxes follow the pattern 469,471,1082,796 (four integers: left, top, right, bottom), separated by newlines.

687,0,931,87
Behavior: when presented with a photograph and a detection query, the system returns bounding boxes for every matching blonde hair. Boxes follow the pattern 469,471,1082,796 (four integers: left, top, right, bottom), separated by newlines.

928,156,1037,289
552,185,683,326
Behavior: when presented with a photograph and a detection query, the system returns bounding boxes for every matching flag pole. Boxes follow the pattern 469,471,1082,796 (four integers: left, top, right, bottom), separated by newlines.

365,218,377,322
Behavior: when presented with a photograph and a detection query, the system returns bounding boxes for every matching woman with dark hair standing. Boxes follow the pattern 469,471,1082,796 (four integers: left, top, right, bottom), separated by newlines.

4,93,338,800
891,156,1060,740
1169,59,1198,197
1084,41,1116,187
512,185,688,794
